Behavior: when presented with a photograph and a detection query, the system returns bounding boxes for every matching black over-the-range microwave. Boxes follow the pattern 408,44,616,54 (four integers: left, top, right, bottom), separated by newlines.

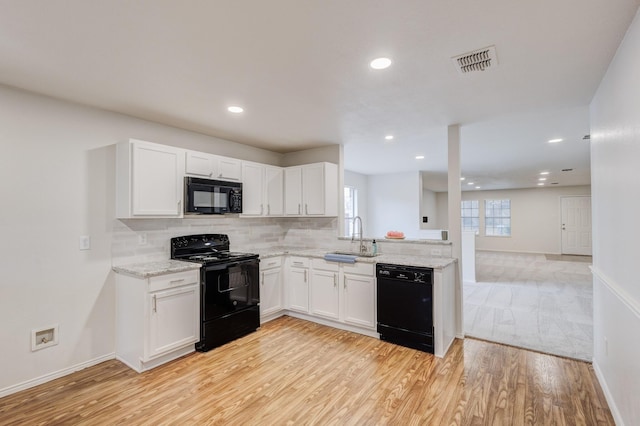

184,177,242,214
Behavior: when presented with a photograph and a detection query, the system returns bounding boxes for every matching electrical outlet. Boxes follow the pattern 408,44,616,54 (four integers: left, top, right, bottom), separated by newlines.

138,233,147,245
79,235,91,250
422,216,428,223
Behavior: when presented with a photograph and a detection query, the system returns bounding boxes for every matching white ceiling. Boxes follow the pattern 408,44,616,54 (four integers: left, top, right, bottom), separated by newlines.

1,1,638,190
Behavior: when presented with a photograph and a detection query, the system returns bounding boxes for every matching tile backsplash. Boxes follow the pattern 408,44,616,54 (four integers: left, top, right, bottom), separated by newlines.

112,216,452,266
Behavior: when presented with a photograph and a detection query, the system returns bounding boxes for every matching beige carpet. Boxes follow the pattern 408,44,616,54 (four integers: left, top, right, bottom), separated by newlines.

464,251,593,361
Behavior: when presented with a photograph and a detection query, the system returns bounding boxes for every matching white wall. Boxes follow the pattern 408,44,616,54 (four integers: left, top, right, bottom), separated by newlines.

344,170,369,236
436,186,591,254
590,8,640,425
420,187,439,229
0,84,328,396
367,172,422,238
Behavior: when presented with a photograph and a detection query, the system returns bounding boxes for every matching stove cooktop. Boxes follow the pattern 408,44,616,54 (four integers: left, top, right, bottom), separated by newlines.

170,234,258,266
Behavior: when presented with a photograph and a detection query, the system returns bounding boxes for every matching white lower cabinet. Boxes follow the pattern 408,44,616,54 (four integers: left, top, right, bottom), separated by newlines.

260,256,283,322
286,257,310,313
116,269,200,372
343,266,376,328
286,257,376,336
310,260,340,320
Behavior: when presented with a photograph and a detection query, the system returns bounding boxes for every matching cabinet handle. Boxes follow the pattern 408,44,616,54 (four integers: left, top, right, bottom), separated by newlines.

298,204,301,215
267,204,270,215
169,279,185,285
208,172,213,177
305,204,308,215
293,261,303,266
343,276,347,290
304,270,307,282
333,273,337,287
260,204,264,215
261,272,264,285
177,200,181,213
152,295,157,313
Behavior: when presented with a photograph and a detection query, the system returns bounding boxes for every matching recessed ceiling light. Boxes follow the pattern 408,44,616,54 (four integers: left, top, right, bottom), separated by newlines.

538,183,545,186
539,177,547,181
385,135,394,140
460,177,465,181
548,138,563,143
227,106,244,113
467,182,474,185
415,155,424,160
370,57,392,70
540,171,550,175
475,186,481,189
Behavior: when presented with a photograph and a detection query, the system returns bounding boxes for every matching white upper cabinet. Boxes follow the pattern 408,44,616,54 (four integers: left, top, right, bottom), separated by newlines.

284,162,338,217
265,166,284,216
185,151,242,181
116,139,184,218
241,162,284,217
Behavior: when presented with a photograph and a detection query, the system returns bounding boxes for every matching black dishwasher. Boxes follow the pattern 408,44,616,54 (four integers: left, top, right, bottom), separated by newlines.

376,263,434,353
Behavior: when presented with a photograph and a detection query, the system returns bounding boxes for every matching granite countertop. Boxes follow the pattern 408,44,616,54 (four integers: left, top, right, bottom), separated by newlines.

259,248,457,269
113,260,201,279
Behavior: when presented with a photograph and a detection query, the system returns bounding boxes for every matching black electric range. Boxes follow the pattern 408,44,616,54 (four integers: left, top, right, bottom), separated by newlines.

171,234,260,352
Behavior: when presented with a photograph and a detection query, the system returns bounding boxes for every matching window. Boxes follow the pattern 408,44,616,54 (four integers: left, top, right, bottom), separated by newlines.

461,200,480,233
344,186,358,237
485,199,511,236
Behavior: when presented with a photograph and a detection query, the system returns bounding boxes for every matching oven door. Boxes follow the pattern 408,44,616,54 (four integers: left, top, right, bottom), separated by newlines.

201,259,259,321
185,178,231,214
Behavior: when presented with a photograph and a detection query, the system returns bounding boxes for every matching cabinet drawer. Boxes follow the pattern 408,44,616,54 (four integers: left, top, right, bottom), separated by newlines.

288,256,310,268
261,256,283,270
342,262,374,276
311,258,340,272
149,270,199,292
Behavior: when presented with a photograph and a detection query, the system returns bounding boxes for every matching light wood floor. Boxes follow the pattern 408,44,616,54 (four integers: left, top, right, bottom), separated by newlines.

0,316,613,425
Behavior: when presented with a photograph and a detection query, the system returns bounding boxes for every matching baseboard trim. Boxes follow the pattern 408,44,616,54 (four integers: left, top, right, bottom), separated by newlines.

593,359,625,426
0,352,115,398
590,266,640,318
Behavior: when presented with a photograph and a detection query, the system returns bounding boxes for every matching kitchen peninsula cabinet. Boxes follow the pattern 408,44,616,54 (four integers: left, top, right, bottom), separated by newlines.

115,268,200,373
284,162,338,217
116,139,184,218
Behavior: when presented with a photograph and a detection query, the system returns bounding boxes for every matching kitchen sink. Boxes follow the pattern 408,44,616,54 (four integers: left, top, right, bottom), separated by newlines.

328,250,380,258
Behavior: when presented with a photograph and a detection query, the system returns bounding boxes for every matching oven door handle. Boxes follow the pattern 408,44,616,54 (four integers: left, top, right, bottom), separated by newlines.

217,272,250,293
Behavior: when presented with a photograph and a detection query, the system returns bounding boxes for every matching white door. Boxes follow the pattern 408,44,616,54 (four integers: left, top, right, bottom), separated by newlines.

260,267,282,317
561,196,592,255
147,285,199,359
265,166,284,216
287,267,309,313
310,270,340,320
302,163,325,215
343,273,376,329
241,162,264,216
132,142,182,216
284,167,303,215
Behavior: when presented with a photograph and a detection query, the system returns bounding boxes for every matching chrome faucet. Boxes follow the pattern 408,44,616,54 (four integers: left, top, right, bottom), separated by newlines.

351,216,366,254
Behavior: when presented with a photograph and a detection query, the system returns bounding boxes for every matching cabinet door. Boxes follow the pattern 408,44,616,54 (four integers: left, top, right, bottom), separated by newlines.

217,156,242,181
147,285,199,359
265,166,284,216
287,267,309,313
310,270,340,320
185,151,215,177
261,267,282,317
132,142,183,216
242,162,264,216
284,167,303,215
302,163,325,215
343,273,376,329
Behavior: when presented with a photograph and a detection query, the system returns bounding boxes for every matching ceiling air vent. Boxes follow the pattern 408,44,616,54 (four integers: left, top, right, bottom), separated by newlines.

452,45,498,74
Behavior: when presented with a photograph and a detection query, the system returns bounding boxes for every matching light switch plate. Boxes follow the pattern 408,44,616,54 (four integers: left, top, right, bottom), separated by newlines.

79,235,91,250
